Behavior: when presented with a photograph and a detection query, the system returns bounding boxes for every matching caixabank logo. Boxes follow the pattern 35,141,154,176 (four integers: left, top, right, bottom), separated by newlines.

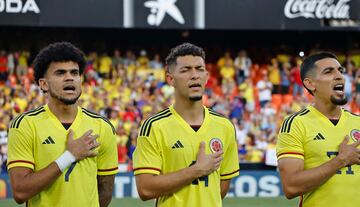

144,0,185,26
0,0,39,14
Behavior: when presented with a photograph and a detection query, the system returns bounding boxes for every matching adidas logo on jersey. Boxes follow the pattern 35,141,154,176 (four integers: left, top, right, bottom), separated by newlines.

172,140,184,149
313,133,325,140
42,136,55,144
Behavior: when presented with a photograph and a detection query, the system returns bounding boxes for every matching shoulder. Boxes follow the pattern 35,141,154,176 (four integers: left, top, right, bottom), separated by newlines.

279,108,310,134
10,106,46,129
343,109,360,119
81,108,116,134
208,108,234,130
139,107,172,137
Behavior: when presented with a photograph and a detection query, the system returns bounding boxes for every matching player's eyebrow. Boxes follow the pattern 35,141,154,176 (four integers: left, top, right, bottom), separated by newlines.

320,66,345,73
54,68,79,72
180,64,204,69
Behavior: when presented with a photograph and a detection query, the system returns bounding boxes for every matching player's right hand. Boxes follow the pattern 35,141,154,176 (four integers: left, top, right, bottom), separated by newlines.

194,141,223,177
66,129,100,161
337,135,360,167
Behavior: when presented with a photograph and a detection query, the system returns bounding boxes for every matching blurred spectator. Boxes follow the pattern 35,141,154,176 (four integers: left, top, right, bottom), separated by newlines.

217,51,233,68
290,58,303,97
246,133,264,163
234,50,252,84
256,72,272,108
112,49,124,70
7,52,15,75
265,136,277,167
0,50,8,83
123,50,136,68
280,62,291,94
235,120,248,146
239,78,255,112
344,67,353,101
16,50,30,77
137,50,150,69
98,52,112,79
150,53,163,69
220,58,235,82
229,97,244,121
126,128,138,171
116,126,129,164
268,58,280,94
344,58,355,100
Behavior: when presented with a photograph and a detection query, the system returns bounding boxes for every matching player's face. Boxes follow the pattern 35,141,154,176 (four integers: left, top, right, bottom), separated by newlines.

168,55,208,101
312,58,347,105
40,61,82,105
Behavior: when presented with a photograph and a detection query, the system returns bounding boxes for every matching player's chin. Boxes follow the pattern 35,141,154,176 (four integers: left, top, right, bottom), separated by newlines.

60,98,78,105
189,95,203,101
330,94,348,106
60,93,81,105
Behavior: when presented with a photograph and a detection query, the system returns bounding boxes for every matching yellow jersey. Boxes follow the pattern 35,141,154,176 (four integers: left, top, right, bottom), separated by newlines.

133,105,239,207
7,105,118,207
277,105,360,207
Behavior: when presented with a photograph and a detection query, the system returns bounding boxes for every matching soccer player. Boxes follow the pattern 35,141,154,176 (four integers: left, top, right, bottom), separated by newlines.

7,42,118,207
133,43,239,206
277,52,360,207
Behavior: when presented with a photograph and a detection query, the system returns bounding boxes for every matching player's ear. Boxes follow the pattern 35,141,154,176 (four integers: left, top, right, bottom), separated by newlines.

38,78,49,92
303,77,315,94
166,71,175,87
166,65,175,87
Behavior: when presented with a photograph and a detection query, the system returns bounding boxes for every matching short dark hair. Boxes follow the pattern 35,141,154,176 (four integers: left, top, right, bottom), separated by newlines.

33,42,86,85
300,51,338,95
165,43,205,71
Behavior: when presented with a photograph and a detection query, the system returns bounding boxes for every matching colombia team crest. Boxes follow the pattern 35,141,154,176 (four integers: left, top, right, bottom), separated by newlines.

209,138,223,153
350,129,360,142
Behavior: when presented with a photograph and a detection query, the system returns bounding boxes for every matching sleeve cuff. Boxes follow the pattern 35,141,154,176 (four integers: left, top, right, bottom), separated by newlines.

7,160,35,170
277,152,304,160
133,167,161,175
220,169,240,180
97,166,119,175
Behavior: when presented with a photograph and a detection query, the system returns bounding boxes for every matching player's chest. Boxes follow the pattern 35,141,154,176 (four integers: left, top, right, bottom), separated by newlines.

303,123,360,161
31,121,101,162
159,128,227,164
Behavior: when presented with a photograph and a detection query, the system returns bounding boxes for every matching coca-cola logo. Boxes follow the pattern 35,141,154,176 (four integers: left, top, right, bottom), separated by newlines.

284,0,351,19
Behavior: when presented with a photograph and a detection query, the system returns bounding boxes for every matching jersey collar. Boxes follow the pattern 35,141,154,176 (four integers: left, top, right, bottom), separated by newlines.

169,104,209,134
44,104,82,132
308,105,345,128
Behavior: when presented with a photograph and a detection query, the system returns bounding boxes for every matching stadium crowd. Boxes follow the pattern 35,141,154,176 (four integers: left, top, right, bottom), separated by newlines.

0,48,359,173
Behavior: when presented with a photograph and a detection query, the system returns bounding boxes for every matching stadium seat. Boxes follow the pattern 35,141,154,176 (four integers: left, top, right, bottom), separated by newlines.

271,94,282,112
283,94,293,106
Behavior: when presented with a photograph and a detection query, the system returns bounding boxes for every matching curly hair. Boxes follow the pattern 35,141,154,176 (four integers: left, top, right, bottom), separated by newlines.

165,43,205,71
33,42,86,85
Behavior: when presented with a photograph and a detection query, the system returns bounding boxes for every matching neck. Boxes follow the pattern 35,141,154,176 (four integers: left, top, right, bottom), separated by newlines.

173,98,204,125
48,99,78,123
313,99,342,119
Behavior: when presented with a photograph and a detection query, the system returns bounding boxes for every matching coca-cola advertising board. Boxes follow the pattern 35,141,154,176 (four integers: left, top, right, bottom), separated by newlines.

205,0,360,30
284,0,351,19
